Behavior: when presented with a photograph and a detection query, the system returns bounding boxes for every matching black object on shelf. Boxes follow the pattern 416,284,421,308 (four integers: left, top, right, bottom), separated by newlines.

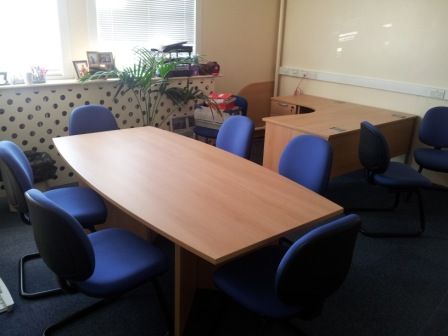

24,151,57,183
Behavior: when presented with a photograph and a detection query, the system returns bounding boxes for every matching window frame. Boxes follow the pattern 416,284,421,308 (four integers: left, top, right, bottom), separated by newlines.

52,0,73,79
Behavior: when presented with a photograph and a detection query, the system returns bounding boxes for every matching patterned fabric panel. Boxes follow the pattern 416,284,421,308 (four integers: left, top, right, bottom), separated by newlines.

0,77,215,193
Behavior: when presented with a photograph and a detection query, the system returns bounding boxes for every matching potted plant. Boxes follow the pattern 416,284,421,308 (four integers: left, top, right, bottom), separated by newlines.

81,47,219,127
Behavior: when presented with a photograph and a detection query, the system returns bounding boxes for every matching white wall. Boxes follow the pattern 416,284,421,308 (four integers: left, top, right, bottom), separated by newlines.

279,0,448,184
198,0,280,93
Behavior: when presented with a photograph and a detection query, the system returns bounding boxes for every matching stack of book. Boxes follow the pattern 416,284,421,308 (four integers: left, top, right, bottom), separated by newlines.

209,92,236,110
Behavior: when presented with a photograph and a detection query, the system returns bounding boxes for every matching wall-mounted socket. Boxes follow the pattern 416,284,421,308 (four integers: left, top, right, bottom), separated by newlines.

290,68,299,76
279,67,317,79
278,67,290,75
429,88,445,100
302,71,317,80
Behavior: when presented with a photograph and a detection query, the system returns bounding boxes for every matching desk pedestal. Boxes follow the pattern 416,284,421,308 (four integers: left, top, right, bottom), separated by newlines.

263,117,416,177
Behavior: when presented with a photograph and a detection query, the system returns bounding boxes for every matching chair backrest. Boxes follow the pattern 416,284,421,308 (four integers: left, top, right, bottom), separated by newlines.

359,121,390,174
69,104,119,135
0,141,34,216
276,214,360,308
216,116,254,159
419,106,448,148
25,189,95,282
234,95,248,116
278,135,332,194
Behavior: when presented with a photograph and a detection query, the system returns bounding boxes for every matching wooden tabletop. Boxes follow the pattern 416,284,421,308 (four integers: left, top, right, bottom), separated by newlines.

54,126,342,264
265,95,417,139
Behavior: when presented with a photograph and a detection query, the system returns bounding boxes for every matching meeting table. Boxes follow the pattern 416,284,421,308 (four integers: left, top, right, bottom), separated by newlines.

54,126,343,336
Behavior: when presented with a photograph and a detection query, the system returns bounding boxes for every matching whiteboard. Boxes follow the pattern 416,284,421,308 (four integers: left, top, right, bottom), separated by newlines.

282,0,448,89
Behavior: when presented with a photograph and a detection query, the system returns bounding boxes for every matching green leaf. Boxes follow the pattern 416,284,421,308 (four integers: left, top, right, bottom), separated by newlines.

80,47,217,125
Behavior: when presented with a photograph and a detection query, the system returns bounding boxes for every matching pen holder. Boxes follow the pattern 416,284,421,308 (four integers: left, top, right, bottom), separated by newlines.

31,67,47,84
32,75,46,84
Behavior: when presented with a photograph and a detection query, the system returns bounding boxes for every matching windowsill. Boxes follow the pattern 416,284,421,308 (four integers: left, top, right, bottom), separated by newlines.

0,78,118,90
0,74,220,91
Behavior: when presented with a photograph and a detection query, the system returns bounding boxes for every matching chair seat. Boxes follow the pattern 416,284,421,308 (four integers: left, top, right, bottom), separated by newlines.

44,187,107,227
213,245,304,319
193,126,219,139
76,228,167,297
414,148,448,173
373,162,431,188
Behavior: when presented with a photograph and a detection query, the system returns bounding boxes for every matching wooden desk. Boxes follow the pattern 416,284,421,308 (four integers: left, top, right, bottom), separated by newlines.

263,95,418,177
54,126,342,335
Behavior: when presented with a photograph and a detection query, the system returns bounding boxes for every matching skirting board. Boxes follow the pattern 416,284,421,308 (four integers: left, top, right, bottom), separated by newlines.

279,66,448,101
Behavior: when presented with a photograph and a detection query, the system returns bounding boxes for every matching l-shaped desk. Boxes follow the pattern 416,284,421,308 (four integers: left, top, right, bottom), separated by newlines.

263,95,418,177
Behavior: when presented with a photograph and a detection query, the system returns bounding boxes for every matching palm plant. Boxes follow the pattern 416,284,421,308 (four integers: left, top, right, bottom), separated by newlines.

81,47,219,126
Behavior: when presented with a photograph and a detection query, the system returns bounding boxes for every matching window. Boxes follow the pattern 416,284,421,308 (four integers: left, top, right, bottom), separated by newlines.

91,0,196,67
0,0,68,78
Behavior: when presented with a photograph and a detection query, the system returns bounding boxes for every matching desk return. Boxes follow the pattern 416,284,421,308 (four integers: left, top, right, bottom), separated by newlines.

264,95,417,178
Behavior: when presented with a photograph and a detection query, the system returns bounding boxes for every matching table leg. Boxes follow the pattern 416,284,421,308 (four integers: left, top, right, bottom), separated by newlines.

174,245,198,336
103,200,157,240
77,180,157,240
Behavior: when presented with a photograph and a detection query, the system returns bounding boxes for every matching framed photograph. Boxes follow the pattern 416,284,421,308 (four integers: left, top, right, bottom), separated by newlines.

73,60,89,79
86,51,100,68
99,52,113,64
87,51,114,71
0,72,7,85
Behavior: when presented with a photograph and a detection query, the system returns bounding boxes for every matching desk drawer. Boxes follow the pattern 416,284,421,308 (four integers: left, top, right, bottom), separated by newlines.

270,101,298,116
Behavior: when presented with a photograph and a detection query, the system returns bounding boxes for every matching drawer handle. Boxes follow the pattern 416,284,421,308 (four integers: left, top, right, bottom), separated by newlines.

277,103,288,107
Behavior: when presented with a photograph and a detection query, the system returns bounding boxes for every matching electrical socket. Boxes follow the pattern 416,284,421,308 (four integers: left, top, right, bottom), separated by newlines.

303,71,317,80
279,67,318,80
290,68,299,76
278,67,290,75
429,89,445,100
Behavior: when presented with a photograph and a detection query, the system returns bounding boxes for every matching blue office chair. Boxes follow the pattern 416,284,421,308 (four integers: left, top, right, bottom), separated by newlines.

213,214,360,334
25,189,169,335
69,104,119,135
357,121,431,237
216,115,254,159
194,95,248,142
0,141,107,298
414,106,448,173
279,135,333,194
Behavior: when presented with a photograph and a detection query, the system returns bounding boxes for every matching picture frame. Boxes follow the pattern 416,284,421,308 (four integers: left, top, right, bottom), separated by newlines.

99,52,114,66
0,72,7,85
86,51,100,69
87,51,114,71
72,60,89,79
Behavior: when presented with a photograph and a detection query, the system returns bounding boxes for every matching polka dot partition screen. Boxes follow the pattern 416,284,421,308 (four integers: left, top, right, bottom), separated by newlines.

0,77,216,195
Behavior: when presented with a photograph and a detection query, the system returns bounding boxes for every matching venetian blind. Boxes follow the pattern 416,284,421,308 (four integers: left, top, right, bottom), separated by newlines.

95,0,195,66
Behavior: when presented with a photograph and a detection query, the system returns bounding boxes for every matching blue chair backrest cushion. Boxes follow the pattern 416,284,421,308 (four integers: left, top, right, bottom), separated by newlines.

275,214,360,307
69,104,119,135
25,189,95,282
0,141,34,214
216,116,254,159
359,121,390,174
278,135,332,194
419,106,448,148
